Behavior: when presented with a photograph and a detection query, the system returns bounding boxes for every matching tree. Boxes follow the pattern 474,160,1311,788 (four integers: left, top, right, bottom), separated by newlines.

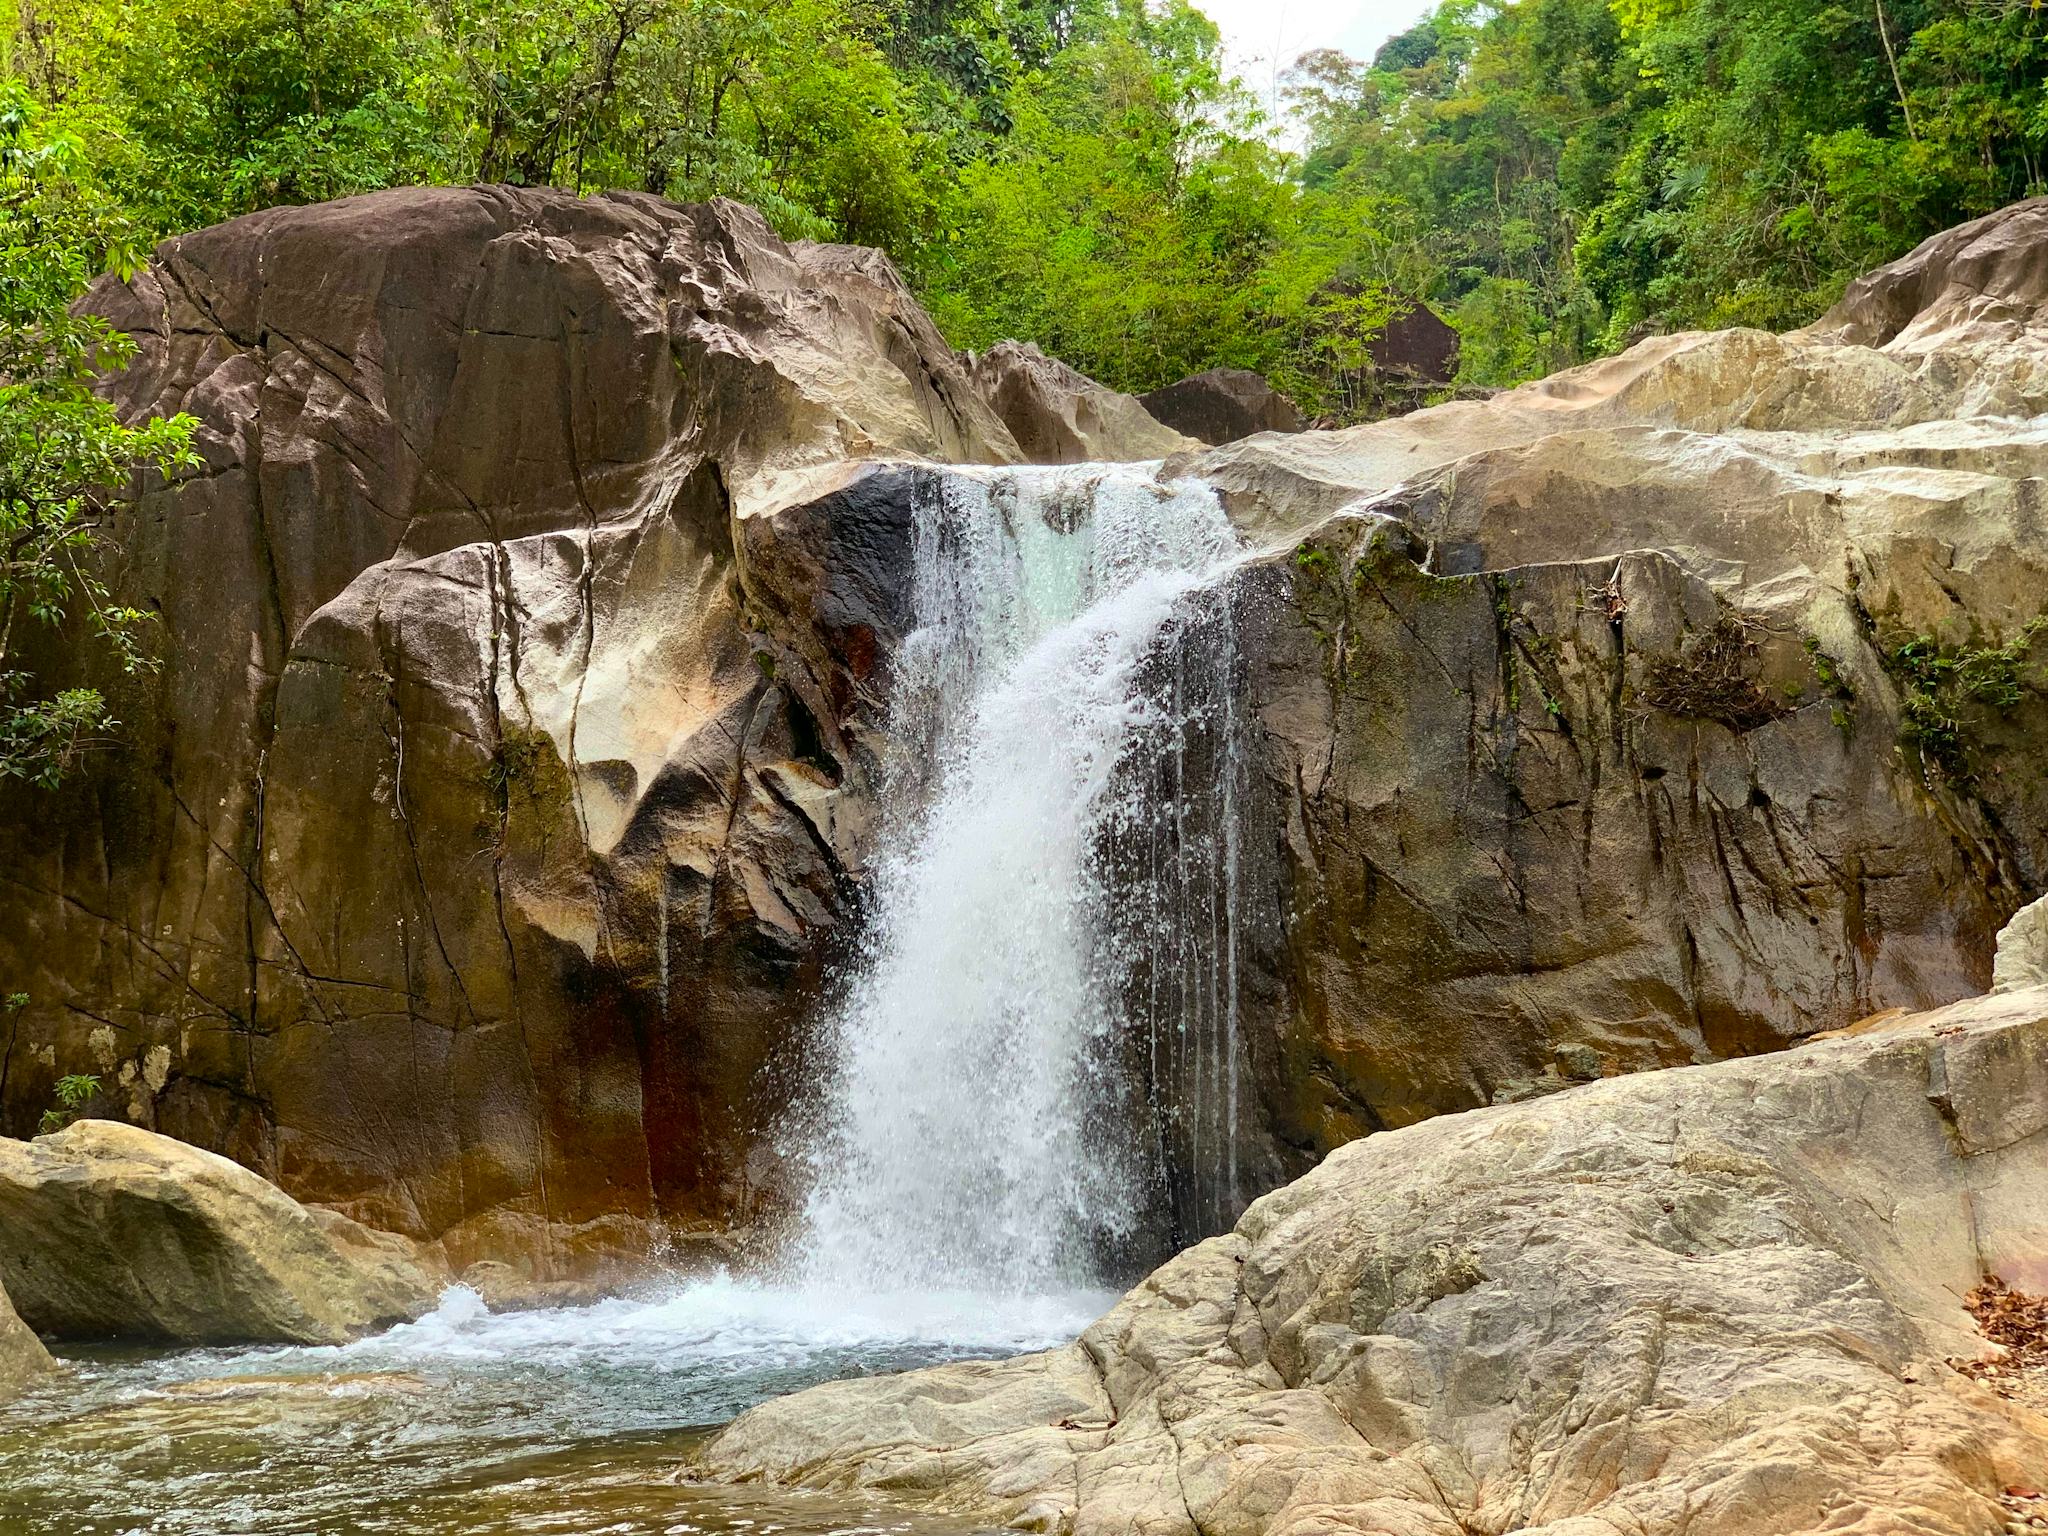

0,85,195,788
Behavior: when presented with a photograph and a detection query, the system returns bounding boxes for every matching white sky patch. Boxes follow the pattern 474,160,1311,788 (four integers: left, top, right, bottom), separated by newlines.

1200,0,1438,121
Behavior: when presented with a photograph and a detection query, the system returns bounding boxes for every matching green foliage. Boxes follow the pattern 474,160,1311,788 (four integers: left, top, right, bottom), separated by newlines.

1886,617,2048,780
38,1071,99,1134
0,83,197,788
7,0,2045,444
1290,0,2048,379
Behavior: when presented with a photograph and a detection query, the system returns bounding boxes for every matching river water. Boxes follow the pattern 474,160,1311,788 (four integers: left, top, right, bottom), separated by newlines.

0,465,1250,1534
0,1280,1111,1534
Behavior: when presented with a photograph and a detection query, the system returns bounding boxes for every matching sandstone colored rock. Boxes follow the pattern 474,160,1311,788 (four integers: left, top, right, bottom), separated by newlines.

967,340,1197,462
1138,367,1303,446
1996,895,2048,994
1166,201,2048,1162
5,186,2047,1282
0,1119,438,1344
0,1280,56,1404
697,986,2048,1536
0,187,1018,1276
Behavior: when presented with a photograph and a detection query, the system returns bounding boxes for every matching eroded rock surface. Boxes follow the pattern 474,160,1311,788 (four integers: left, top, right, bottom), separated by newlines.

966,340,1197,462
697,987,2048,1536
0,1280,55,1403
0,1120,438,1343
0,186,1016,1276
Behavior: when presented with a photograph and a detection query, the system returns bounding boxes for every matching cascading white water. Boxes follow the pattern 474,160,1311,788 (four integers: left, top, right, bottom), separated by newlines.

0,465,1260,1536
798,464,1248,1296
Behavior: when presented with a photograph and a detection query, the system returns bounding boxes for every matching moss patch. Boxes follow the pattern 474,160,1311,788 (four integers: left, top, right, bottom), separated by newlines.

1884,616,2048,781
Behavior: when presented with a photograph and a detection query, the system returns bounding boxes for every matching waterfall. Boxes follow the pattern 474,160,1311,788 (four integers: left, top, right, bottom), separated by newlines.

797,464,1251,1296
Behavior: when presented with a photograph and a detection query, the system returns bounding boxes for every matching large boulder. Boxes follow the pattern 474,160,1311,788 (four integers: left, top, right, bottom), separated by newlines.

966,340,1197,462
1138,367,1303,446
0,1119,439,1344
0,187,1019,1277
696,985,2048,1536
0,1280,55,1404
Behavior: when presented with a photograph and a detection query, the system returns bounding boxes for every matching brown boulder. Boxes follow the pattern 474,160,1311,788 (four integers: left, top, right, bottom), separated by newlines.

0,1119,438,1343
965,340,1197,462
0,186,1016,1277
1138,367,1304,446
1368,299,1460,385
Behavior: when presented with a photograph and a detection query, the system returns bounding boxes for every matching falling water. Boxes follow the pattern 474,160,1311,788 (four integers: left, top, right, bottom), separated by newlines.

798,464,1252,1295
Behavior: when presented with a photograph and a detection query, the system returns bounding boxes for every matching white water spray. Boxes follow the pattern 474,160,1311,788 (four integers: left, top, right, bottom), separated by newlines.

799,465,1249,1296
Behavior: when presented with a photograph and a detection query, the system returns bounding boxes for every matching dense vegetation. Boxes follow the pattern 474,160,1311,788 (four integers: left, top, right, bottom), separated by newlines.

0,0,2042,783
11,0,2041,402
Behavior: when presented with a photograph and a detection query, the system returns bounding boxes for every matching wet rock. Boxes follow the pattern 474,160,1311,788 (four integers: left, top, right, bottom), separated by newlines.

0,187,1017,1276
455,1260,602,1313
1138,367,1303,446
696,987,2048,1536
0,1119,439,1344
966,340,1196,462
0,1279,55,1403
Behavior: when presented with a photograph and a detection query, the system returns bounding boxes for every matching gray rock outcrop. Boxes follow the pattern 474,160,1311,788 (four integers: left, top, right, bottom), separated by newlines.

697,985,2048,1535
0,1119,438,1344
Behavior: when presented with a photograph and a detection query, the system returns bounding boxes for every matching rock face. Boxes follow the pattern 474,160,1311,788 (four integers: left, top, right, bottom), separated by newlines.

1181,198,2048,1161
4,186,2045,1282
966,340,1197,462
1138,367,1304,446
0,186,1018,1276
697,985,2048,1536
0,1280,56,1403
0,1119,438,1343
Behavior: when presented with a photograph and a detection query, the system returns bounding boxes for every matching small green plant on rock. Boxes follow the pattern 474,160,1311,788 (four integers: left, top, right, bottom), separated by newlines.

39,1073,98,1135
1885,616,2048,780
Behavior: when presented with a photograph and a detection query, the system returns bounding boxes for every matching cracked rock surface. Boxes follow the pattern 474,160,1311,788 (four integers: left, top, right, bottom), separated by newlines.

0,187,1018,1278
696,986,2048,1536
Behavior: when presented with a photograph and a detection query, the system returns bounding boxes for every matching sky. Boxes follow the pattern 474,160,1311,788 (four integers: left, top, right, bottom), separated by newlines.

1198,0,1437,117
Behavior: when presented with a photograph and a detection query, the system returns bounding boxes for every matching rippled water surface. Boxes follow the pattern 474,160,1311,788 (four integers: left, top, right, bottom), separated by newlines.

0,1279,1112,1535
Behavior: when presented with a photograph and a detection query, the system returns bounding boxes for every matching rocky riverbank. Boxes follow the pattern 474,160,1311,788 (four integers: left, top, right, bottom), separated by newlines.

696,971,2048,1536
